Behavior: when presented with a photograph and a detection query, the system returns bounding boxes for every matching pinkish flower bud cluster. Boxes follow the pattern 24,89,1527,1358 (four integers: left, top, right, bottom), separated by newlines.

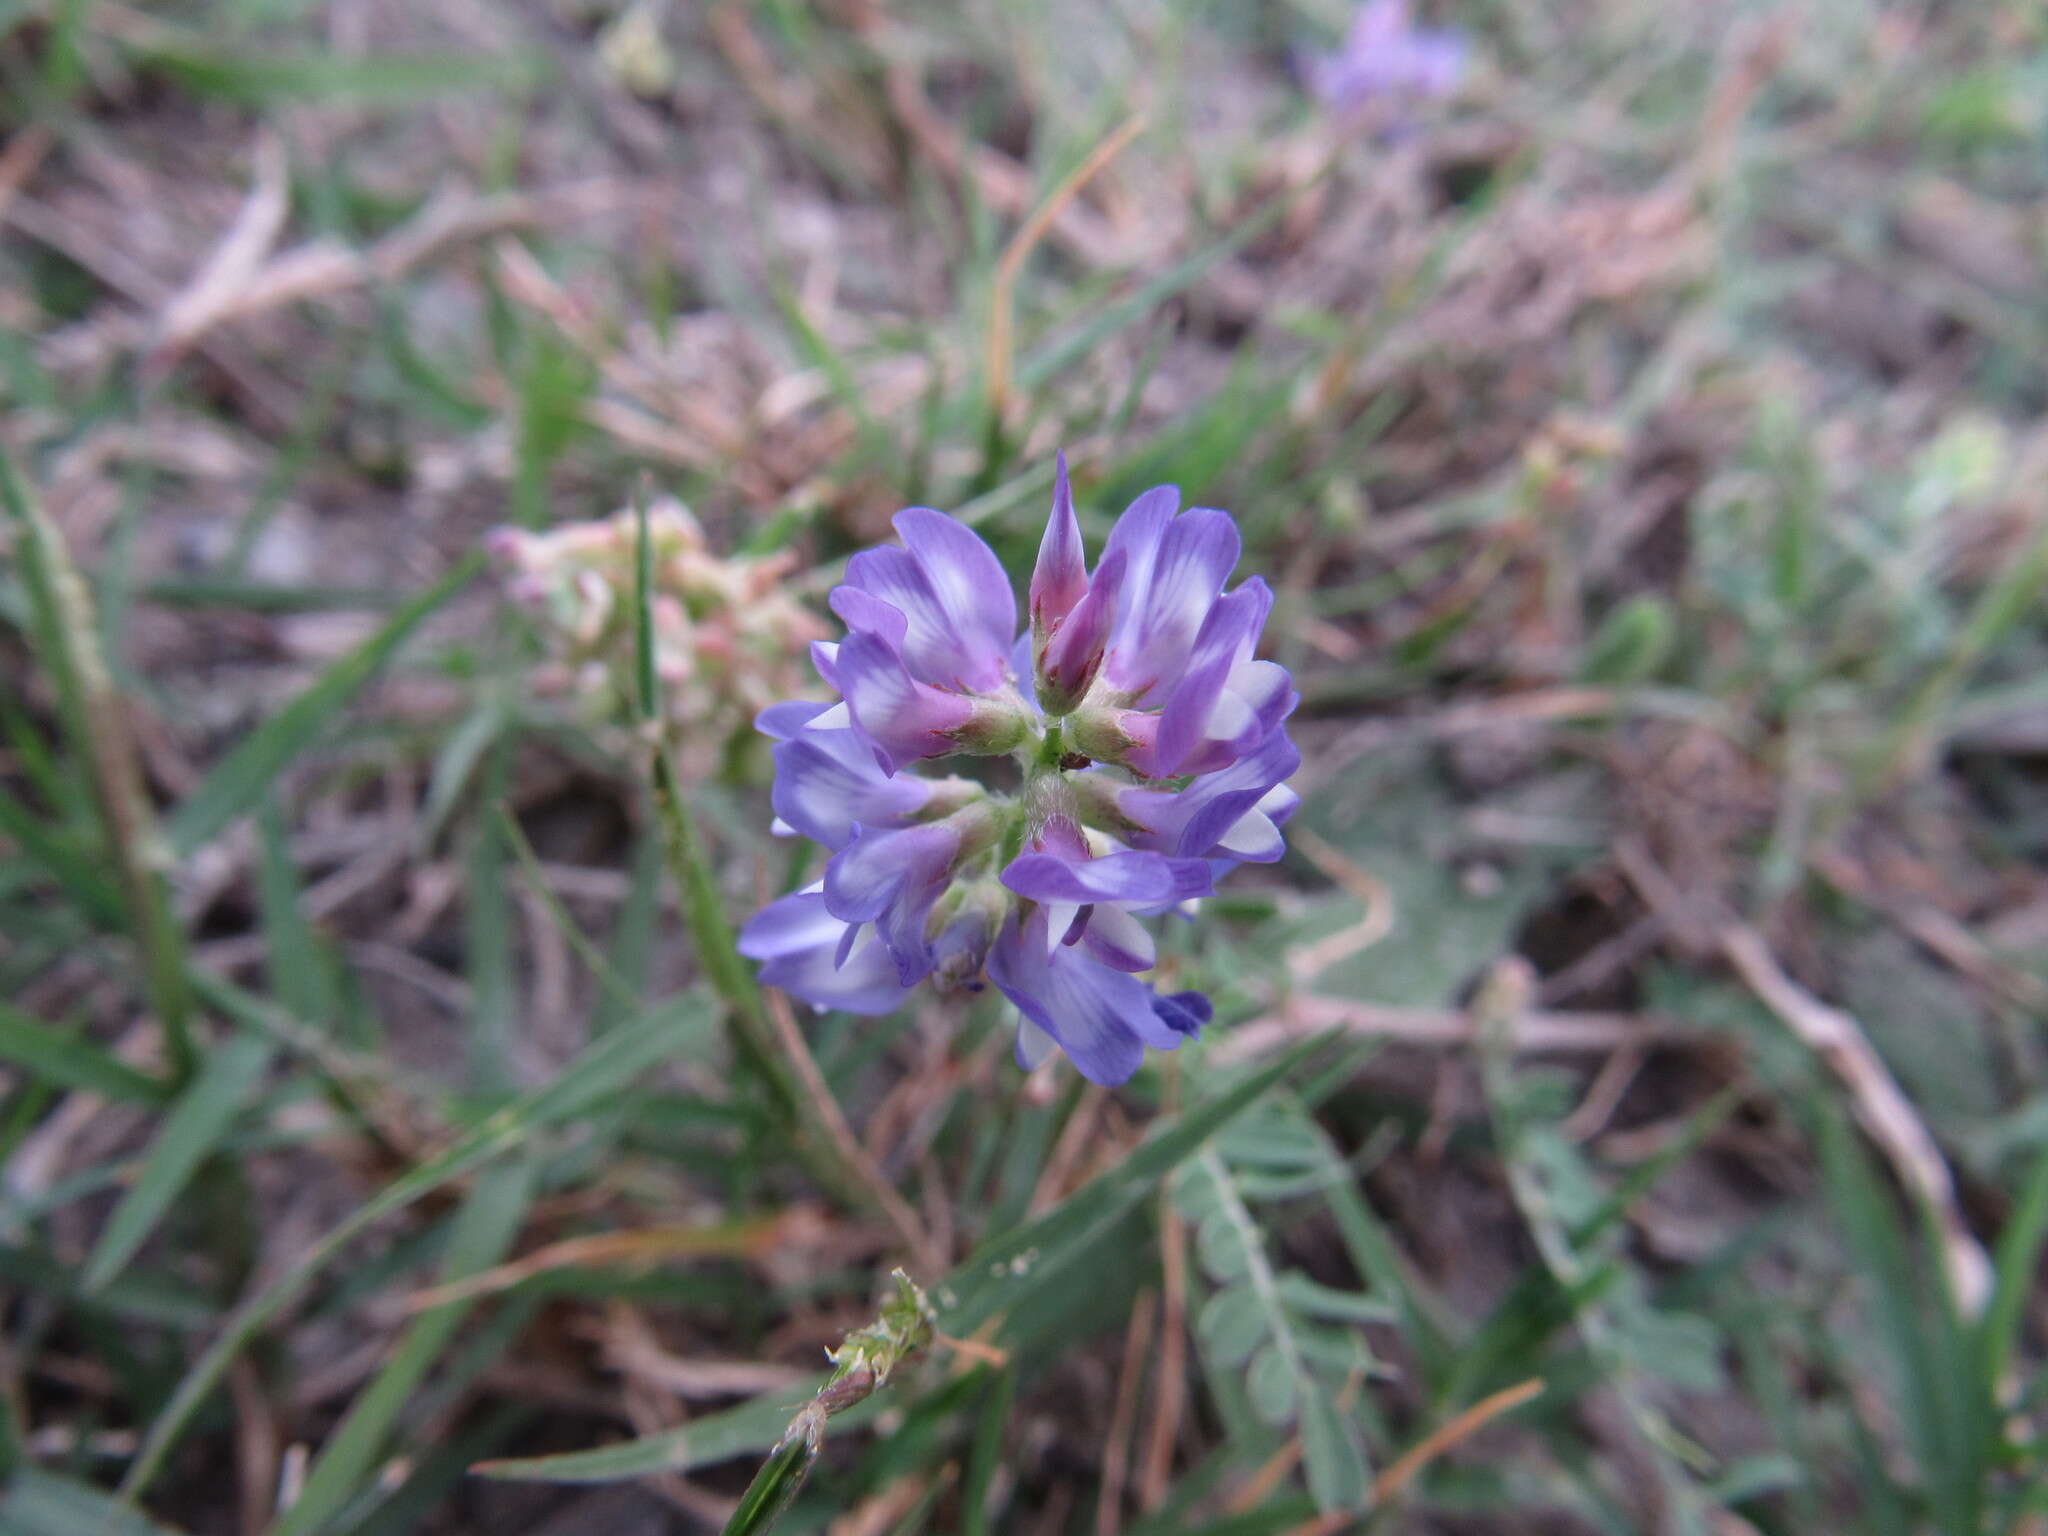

487,498,826,780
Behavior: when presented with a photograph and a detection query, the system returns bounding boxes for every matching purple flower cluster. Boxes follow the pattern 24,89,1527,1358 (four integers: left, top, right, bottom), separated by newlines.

738,458,1299,1085
1305,0,1465,112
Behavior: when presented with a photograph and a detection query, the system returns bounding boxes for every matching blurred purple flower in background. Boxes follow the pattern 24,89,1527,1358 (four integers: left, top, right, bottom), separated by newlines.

739,458,1299,1085
1305,0,1466,111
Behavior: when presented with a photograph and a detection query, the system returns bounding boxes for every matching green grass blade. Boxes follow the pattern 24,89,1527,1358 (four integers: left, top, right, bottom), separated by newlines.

1817,1110,1971,1524
718,1429,817,1536
0,781,125,925
129,39,543,105
464,749,515,1096
119,994,706,1500
166,554,481,858
0,1469,192,1536
79,1031,273,1294
475,1384,855,1483
0,447,197,1077
0,1002,172,1105
1978,1139,2048,1398
271,1159,537,1536
256,797,337,1028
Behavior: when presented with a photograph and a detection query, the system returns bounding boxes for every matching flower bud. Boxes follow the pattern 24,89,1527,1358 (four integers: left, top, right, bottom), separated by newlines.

927,878,1008,993
1034,549,1124,717
1028,452,1087,639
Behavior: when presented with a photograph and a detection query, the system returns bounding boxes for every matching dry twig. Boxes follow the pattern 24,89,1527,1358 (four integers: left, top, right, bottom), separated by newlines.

1719,923,1993,1314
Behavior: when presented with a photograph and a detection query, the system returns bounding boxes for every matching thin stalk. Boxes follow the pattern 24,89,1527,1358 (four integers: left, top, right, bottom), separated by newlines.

718,1271,935,1536
0,449,198,1079
629,493,879,1212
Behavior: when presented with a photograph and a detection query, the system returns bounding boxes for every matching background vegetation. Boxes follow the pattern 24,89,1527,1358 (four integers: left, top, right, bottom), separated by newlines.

2,1,2047,1531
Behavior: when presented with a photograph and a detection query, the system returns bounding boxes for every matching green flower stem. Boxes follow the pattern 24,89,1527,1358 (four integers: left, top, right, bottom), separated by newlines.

719,1270,935,1536
629,495,879,1213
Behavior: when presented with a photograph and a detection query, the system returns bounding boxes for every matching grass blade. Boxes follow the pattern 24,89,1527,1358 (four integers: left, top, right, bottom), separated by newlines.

0,1002,171,1106
0,448,197,1077
119,993,706,1499
270,1159,538,1536
167,554,481,858
255,797,338,1028
79,1031,273,1294
1978,1139,2048,1399
0,1469,192,1536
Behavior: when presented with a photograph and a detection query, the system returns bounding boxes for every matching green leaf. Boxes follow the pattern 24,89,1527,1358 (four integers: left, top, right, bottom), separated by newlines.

475,1381,864,1484
1273,1273,1398,1326
1247,1342,1297,1427
132,41,544,104
1198,1285,1267,1370
167,555,480,857
0,1469,191,1536
0,781,123,925
271,1160,537,1536
1298,1386,1370,1515
1978,1139,2048,1410
1195,1206,1255,1283
717,1428,817,1536
80,1031,273,1293
1579,595,1674,685
0,1002,170,1105
417,697,509,851
120,994,707,1499
255,797,337,1028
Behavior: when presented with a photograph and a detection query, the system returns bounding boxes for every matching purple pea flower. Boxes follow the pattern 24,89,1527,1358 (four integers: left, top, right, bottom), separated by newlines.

737,455,1300,1086
1305,0,1466,112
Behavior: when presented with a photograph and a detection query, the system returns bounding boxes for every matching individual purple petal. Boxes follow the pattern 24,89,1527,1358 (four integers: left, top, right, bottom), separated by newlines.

1001,847,1214,906
1080,904,1155,972
842,547,971,689
737,886,840,960
1103,509,1241,702
829,586,911,648
1261,781,1303,828
987,909,1191,1085
1119,727,1301,861
842,521,1013,696
771,727,934,850
1030,451,1088,635
1144,577,1273,777
895,507,1016,688
823,821,961,982
1174,659,1297,776
756,700,833,740
1214,808,1286,861
1016,1016,1060,1070
838,632,975,770
740,892,919,1015
1151,990,1212,1037
1099,484,1180,589
810,641,840,691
